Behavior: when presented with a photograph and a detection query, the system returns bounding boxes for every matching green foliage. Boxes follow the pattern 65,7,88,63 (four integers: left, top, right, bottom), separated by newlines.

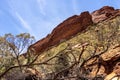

1,16,120,79
54,52,69,72
35,16,120,76
4,33,35,54
0,33,35,75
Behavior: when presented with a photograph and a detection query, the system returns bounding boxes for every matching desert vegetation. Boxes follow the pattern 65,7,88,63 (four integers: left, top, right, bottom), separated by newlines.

0,13,120,80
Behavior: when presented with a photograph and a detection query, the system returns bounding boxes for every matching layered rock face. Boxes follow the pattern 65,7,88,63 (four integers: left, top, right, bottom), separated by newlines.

25,6,120,80
91,6,120,23
29,12,93,53
30,6,120,54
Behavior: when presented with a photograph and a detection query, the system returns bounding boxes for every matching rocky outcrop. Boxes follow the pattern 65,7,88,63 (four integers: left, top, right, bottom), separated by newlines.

29,6,120,54
23,6,120,80
29,11,93,54
91,6,120,23
83,45,120,79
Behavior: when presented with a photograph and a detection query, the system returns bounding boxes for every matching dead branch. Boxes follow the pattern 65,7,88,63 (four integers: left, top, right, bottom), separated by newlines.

80,45,109,67
0,54,58,79
53,43,88,80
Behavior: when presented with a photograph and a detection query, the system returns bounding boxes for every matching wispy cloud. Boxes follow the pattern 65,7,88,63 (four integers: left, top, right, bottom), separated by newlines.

0,10,3,15
15,12,31,31
7,1,35,36
15,12,36,36
72,0,79,14
37,0,46,15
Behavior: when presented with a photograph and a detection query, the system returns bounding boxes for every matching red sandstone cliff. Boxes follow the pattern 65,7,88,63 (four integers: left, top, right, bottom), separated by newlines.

29,11,93,53
91,6,120,23
29,6,120,54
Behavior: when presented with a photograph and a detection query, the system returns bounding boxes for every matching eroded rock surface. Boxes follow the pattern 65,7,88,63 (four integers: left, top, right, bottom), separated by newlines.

25,6,120,80
29,12,93,53
83,45,120,79
91,6,120,23
29,6,120,54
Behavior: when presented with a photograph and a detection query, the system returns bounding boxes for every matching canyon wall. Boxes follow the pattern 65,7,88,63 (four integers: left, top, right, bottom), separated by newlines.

29,6,120,54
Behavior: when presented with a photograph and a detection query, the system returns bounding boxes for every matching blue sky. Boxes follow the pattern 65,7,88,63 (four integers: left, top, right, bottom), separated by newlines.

0,0,120,40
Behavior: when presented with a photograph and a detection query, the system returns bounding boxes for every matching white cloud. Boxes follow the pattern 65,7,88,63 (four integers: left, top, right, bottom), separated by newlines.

37,0,46,15
15,12,31,31
15,12,36,37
